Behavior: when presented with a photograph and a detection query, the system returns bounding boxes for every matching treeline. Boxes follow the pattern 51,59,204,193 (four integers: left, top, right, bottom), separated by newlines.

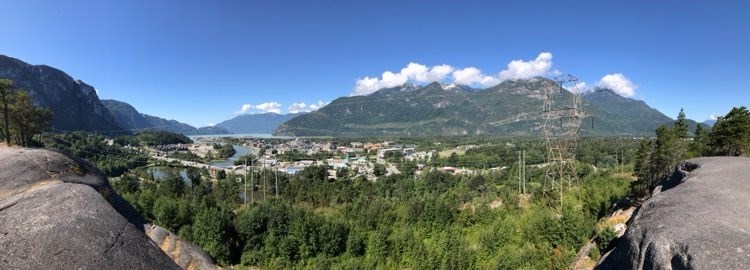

41,132,149,177
430,138,639,170
0,79,54,146
132,130,192,146
633,107,750,195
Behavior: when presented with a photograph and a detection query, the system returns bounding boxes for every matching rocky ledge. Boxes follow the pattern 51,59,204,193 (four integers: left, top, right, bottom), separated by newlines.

597,157,750,270
0,147,178,269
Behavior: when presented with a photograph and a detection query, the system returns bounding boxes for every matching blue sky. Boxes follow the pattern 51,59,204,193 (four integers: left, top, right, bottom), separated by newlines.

1,1,748,127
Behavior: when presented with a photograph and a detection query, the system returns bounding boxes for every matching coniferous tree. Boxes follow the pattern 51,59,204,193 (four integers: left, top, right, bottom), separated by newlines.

674,108,689,139
709,106,750,156
689,124,710,157
0,79,16,146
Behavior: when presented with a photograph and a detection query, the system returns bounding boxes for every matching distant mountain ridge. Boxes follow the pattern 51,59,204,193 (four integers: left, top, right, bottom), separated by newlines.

102,99,229,135
215,112,305,134
275,78,703,137
0,55,121,132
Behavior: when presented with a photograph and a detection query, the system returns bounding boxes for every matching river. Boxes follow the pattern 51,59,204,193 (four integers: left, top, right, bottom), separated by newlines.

209,145,251,168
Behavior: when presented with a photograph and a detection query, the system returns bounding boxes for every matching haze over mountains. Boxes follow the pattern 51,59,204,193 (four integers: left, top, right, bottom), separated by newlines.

0,54,705,137
215,112,305,134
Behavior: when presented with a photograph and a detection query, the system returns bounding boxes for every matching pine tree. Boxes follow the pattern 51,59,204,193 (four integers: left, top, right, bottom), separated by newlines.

710,106,750,156
690,124,710,157
674,108,689,139
0,79,15,146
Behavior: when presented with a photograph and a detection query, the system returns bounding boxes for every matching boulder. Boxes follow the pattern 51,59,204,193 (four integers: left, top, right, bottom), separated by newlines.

0,148,180,269
596,157,750,270
146,224,221,270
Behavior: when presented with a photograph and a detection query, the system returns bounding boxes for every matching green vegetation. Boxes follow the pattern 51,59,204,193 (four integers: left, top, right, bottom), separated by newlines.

44,130,646,269
633,106,750,196
113,154,631,269
0,79,54,147
136,130,192,146
212,143,237,159
41,132,149,177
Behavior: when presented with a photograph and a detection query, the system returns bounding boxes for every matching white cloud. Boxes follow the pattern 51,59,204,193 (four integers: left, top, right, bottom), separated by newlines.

498,52,554,81
596,73,636,97
451,67,500,88
235,102,282,114
288,102,308,113
207,123,215,127
709,114,718,120
353,62,455,95
255,102,282,114
563,81,588,93
235,104,254,114
351,52,561,95
288,100,329,113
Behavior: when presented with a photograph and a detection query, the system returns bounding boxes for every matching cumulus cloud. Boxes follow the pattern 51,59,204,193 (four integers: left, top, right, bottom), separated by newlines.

235,104,254,114
498,52,554,81
255,102,282,113
709,115,718,120
351,52,558,95
596,73,637,97
563,81,588,93
353,62,455,96
288,100,329,113
452,67,500,88
235,102,282,114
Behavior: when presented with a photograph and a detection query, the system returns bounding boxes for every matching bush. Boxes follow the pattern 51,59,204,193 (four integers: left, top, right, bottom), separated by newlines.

596,226,618,252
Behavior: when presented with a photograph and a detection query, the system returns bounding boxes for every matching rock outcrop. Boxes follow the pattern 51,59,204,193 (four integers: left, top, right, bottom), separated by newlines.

596,157,750,270
0,147,180,269
0,55,122,133
146,225,221,270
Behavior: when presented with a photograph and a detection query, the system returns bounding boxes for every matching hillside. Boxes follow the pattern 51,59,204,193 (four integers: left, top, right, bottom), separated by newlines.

275,78,701,137
102,99,229,135
215,112,305,134
0,55,121,132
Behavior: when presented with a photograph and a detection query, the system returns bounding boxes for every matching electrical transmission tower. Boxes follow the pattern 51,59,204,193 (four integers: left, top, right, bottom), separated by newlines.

541,74,590,211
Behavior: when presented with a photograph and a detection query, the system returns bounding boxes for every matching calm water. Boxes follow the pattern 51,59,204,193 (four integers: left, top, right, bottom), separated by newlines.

187,134,293,139
210,145,250,168
148,166,190,182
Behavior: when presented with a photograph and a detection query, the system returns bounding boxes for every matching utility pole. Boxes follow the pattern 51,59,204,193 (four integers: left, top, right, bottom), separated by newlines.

262,158,266,201
522,150,526,195
251,154,254,204
275,164,279,198
244,157,248,205
518,151,522,194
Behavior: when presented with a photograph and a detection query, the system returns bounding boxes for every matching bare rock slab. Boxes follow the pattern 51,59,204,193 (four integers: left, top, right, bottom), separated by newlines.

0,148,180,269
597,157,750,270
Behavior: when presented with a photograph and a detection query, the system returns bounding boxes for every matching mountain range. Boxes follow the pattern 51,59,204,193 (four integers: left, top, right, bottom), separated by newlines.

215,112,305,134
0,54,705,137
275,79,703,137
101,99,229,135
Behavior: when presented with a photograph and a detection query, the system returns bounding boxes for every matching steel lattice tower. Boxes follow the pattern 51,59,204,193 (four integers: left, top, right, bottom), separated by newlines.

541,74,590,211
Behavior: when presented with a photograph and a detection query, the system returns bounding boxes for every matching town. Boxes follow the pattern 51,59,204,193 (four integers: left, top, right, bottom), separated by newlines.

150,135,490,182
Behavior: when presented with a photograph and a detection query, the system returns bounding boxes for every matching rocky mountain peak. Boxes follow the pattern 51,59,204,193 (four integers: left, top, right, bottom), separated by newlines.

0,55,121,133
